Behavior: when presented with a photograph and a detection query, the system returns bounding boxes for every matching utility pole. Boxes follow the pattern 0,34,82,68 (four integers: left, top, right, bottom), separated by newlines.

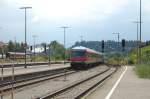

60,26,69,65
139,0,142,64
20,7,32,68
133,21,140,64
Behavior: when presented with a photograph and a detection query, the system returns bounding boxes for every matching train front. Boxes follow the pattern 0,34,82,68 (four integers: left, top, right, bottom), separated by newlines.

70,47,87,69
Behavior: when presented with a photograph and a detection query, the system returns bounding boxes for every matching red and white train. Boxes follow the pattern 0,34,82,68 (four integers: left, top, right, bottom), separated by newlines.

70,46,103,69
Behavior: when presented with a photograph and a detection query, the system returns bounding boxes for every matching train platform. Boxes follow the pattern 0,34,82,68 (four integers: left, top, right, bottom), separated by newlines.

87,66,150,99
0,61,65,68
0,63,70,77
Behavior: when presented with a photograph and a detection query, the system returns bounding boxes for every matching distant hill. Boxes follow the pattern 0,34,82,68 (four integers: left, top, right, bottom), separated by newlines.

71,40,140,53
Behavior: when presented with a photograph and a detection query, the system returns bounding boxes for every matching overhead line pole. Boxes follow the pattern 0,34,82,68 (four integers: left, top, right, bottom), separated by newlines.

133,21,140,64
80,35,83,46
139,0,142,64
113,33,120,50
113,33,120,65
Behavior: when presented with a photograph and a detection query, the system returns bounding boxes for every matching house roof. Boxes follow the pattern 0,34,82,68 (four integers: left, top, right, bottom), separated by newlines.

0,41,5,48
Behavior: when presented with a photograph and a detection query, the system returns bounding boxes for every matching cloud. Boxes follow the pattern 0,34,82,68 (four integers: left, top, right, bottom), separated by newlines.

143,0,150,14
31,16,39,23
4,0,129,22
35,0,128,19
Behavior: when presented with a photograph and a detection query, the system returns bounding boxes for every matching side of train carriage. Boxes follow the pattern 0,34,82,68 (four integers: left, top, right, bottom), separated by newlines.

70,46,103,69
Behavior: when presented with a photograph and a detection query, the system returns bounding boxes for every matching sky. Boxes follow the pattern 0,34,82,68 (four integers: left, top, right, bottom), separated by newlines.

0,0,150,47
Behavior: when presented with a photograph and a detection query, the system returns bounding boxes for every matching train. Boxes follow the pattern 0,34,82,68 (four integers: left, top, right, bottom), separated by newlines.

70,46,103,69
6,52,31,59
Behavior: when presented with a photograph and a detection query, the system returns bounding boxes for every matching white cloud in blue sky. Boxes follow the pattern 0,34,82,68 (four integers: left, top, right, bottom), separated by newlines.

0,0,150,47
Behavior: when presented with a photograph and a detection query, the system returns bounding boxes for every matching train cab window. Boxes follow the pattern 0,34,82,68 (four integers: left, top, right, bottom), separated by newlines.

71,51,86,57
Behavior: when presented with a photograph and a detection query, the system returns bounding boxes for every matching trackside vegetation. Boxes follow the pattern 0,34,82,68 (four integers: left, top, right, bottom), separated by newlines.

129,44,150,78
130,45,150,64
135,64,150,78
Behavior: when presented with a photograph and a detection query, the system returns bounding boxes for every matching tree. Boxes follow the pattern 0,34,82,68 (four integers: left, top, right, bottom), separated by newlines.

49,41,65,60
7,40,14,52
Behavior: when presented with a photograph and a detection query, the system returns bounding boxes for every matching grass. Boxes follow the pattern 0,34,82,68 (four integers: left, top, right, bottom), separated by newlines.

130,45,150,64
135,64,150,78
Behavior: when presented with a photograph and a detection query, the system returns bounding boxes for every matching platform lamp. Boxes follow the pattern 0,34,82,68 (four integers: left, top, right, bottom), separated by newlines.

0,42,5,99
60,26,70,81
20,7,32,68
60,26,69,65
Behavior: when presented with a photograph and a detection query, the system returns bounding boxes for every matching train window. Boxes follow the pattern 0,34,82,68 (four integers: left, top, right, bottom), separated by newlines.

71,51,86,57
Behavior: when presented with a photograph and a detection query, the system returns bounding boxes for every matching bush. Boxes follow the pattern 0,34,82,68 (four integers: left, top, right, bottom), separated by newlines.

135,64,150,78
33,55,48,62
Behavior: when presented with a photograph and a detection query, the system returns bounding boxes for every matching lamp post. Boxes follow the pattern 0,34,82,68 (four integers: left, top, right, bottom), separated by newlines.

60,26,69,65
20,7,32,68
0,30,4,98
0,44,4,99
10,37,16,99
0,28,4,99
60,26,69,81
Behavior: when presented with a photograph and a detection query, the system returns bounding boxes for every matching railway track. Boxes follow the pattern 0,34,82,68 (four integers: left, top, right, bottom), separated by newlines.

0,68,77,93
0,67,71,84
37,67,117,99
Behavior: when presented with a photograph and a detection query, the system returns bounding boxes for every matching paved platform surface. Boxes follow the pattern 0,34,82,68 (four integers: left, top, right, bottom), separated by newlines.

0,64,70,77
87,66,150,99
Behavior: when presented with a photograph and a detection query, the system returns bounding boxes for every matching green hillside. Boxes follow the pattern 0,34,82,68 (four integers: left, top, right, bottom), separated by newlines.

130,45,150,64
130,45,150,79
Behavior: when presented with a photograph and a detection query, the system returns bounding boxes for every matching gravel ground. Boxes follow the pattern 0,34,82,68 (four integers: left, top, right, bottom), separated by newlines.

55,68,115,99
2,65,108,99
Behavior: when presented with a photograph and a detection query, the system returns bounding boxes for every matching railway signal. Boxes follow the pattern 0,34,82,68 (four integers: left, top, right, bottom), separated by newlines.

122,39,125,51
44,44,47,54
102,40,104,53
30,46,32,51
